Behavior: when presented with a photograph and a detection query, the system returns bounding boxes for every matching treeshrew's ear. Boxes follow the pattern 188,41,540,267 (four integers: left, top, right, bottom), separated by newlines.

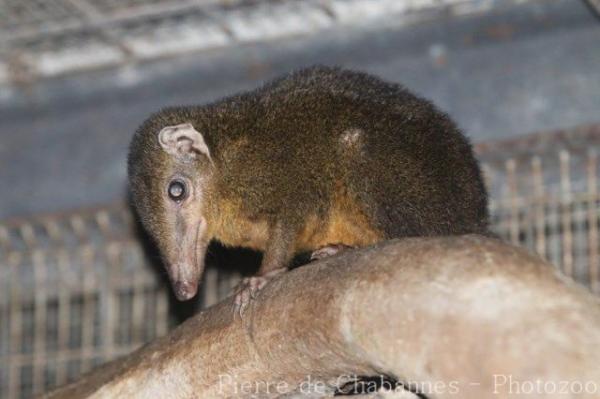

158,123,211,161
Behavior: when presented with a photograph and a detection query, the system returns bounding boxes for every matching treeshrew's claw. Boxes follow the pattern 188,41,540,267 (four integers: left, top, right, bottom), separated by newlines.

310,244,354,261
232,268,287,318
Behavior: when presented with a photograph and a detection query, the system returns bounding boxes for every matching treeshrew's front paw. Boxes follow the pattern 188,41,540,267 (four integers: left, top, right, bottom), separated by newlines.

310,243,354,262
233,268,286,317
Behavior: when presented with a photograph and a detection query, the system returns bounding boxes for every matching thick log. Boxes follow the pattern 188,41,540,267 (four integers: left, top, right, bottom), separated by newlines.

44,235,600,399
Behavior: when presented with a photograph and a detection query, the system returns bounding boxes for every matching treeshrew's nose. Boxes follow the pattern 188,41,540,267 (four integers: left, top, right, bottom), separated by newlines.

173,281,198,301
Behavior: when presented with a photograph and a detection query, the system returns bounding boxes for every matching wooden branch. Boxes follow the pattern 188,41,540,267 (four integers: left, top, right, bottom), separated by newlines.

43,235,600,399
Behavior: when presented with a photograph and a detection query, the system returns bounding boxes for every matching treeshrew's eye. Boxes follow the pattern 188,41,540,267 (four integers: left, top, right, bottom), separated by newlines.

168,180,187,202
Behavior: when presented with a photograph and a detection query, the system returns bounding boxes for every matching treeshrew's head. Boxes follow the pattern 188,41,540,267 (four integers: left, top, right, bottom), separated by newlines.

128,109,214,301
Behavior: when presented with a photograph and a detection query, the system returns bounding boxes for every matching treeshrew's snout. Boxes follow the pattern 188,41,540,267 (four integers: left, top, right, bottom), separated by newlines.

166,261,203,301
173,279,198,301
165,218,208,301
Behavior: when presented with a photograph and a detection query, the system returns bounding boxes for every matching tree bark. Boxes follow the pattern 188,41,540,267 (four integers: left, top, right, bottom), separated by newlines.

43,235,600,399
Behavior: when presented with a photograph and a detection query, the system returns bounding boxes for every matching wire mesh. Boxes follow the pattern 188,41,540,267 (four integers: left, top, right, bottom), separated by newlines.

0,206,167,398
0,0,83,34
0,0,528,81
478,125,600,292
0,127,599,398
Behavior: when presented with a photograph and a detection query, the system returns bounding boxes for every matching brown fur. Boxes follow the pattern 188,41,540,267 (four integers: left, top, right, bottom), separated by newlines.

128,66,489,297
